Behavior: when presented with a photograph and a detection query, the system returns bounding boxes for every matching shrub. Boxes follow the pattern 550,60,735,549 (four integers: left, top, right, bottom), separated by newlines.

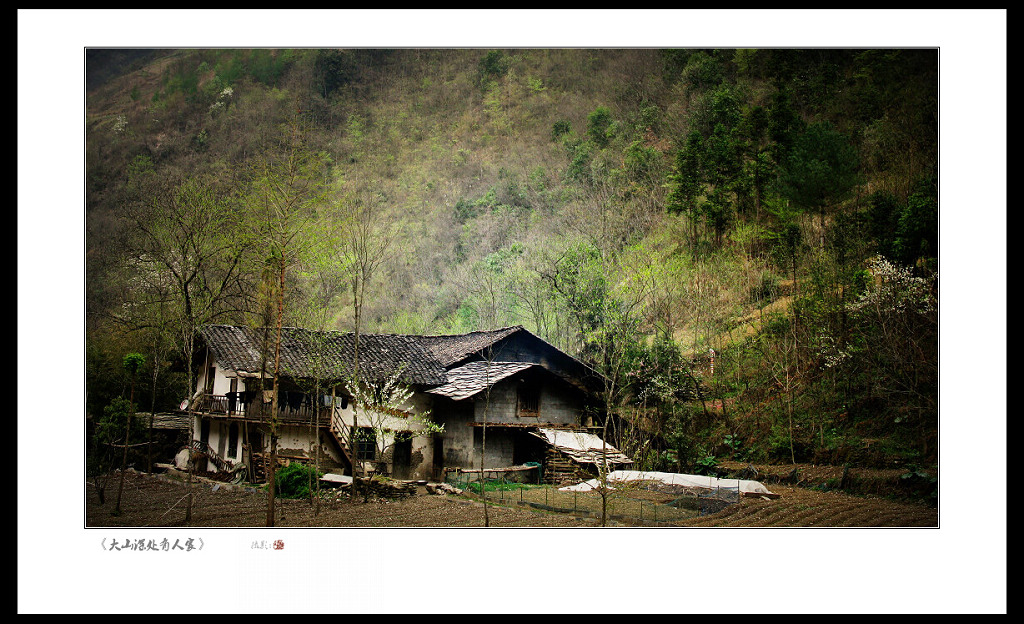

551,119,572,142
693,453,719,476
479,50,507,78
274,462,323,499
586,106,614,147
94,396,147,449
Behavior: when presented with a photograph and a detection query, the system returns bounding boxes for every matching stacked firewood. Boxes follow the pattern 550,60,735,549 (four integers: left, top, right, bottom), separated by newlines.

542,448,588,485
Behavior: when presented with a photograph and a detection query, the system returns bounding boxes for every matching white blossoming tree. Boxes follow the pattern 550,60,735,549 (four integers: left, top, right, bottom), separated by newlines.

345,364,444,493
841,255,938,453
848,255,937,317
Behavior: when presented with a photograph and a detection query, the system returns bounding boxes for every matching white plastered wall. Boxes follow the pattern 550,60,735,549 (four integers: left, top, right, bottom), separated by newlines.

193,351,248,471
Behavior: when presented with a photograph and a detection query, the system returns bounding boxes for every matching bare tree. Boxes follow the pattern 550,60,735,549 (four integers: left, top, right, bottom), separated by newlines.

245,117,331,526
335,187,398,499
288,253,348,515
114,353,145,515
477,349,497,527
118,165,254,523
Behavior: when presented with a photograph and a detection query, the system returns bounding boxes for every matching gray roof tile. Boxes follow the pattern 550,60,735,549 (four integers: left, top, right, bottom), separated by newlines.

411,326,522,367
424,361,534,400
199,325,448,386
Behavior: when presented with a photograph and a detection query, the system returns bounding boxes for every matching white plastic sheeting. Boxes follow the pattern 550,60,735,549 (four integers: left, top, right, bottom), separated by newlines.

559,470,776,497
530,428,633,465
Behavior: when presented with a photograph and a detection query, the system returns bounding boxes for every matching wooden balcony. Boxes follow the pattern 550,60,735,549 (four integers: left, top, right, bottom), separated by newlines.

192,393,245,416
192,393,333,425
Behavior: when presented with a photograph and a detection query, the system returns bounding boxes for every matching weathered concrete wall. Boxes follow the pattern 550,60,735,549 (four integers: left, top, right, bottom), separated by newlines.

196,419,348,473
473,427,516,466
195,418,245,472
407,435,432,480
277,424,349,471
435,396,474,471
434,371,584,473
196,350,250,397
333,390,438,480
473,369,582,426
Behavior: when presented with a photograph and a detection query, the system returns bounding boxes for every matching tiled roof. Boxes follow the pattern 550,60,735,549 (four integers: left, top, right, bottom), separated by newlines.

424,361,535,400
201,324,601,393
139,411,192,431
199,325,448,386
411,326,523,367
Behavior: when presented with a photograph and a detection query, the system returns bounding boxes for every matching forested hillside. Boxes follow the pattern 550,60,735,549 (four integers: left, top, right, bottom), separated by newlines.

85,48,938,477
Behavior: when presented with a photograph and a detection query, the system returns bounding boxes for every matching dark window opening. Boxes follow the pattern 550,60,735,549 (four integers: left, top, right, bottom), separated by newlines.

227,423,239,459
353,427,375,461
518,385,540,417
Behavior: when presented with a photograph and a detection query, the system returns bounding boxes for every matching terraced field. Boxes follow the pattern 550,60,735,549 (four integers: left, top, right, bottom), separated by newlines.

675,483,936,527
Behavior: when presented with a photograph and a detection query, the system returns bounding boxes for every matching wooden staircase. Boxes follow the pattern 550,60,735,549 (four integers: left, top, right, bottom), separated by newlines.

190,439,248,481
327,412,354,474
190,439,232,472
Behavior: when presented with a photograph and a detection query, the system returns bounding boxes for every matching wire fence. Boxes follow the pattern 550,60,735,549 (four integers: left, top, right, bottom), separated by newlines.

446,472,741,525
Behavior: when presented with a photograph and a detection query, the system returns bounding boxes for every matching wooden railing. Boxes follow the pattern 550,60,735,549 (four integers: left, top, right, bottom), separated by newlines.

327,410,353,470
192,393,246,415
192,392,353,474
193,393,335,424
245,401,333,425
190,438,234,473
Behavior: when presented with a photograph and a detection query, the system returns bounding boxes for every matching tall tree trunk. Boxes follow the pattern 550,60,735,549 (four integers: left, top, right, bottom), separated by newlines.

480,358,491,527
183,333,197,523
352,280,363,503
147,362,157,474
788,372,796,465
114,379,135,515
267,253,286,527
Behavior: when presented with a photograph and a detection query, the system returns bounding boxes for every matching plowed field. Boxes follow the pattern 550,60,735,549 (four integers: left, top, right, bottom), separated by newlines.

674,483,936,527
86,470,937,528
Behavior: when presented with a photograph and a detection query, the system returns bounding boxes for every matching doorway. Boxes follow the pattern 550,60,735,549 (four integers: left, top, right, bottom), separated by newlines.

432,436,444,480
392,437,412,479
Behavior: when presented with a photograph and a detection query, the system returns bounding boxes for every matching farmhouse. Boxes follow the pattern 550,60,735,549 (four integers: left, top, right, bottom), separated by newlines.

185,324,616,483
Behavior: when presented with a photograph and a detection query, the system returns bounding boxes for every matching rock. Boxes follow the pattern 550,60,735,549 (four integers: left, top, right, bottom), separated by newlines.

174,448,191,471
425,482,463,496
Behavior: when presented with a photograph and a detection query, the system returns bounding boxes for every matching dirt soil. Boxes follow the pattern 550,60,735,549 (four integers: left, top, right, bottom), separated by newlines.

87,470,597,527
675,482,936,527
87,468,937,528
